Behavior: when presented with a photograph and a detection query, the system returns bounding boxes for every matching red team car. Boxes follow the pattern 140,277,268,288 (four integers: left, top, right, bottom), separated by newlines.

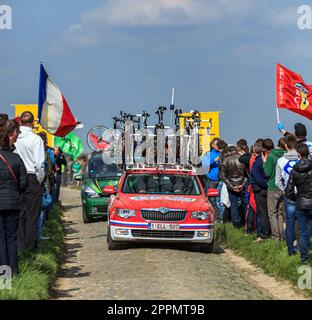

104,165,215,253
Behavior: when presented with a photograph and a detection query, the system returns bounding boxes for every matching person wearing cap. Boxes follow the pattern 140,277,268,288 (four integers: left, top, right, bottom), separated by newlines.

278,122,312,155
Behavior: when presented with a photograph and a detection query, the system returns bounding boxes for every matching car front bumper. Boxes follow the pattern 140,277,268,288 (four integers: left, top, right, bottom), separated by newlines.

82,196,110,218
109,221,214,244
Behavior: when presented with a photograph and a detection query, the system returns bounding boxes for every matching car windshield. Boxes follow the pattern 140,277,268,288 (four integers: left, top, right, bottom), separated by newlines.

88,156,118,179
122,174,201,195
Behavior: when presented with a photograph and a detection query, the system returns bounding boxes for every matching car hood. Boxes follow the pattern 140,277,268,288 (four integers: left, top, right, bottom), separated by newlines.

115,193,209,211
93,177,119,188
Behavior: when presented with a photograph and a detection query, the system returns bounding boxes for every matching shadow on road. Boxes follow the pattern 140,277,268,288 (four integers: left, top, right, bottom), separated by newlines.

50,287,81,299
63,242,83,261
88,233,107,239
63,221,79,236
62,204,82,211
117,242,225,255
58,266,91,279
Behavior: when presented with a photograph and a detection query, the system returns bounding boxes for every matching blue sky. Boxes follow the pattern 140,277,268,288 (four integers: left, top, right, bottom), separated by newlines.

1,0,312,147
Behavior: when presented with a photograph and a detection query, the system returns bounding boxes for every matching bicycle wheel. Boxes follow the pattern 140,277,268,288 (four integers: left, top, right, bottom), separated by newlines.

87,125,111,152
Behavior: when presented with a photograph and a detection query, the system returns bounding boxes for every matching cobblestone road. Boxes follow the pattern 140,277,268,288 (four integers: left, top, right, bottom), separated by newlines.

54,188,274,300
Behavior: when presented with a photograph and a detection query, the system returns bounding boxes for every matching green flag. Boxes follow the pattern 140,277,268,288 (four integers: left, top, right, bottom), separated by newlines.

54,131,84,160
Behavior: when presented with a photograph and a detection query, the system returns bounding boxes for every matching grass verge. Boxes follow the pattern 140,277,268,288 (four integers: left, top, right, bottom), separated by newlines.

215,223,312,298
0,204,63,300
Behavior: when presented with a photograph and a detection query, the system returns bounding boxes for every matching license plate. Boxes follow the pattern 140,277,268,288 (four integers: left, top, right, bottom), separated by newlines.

149,223,180,231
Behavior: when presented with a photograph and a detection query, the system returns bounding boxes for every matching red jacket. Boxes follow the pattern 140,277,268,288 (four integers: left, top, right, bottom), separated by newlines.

248,154,257,213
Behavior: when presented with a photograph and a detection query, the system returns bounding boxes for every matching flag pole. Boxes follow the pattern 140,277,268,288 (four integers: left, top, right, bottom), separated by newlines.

275,63,280,125
276,107,280,124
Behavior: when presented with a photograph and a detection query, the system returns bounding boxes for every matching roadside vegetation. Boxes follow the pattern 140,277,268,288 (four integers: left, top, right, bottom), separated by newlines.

0,204,63,300
216,223,312,297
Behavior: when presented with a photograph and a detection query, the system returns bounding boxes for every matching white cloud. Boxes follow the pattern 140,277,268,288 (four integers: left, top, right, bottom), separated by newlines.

266,6,299,27
81,0,255,27
60,0,299,50
81,0,214,27
63,26,99,48
68,24,83,33
59,0,257,49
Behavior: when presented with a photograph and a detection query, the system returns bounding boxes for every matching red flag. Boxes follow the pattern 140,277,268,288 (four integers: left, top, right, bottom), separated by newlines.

90,133,109,150
277,64,312,120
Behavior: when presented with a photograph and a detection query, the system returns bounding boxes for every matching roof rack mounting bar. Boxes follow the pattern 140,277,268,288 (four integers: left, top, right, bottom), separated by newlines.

126,163,195,172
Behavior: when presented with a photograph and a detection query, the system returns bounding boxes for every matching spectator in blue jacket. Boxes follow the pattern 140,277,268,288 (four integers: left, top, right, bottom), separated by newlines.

250,139,273,240
202,138,222,184
202,138,227,220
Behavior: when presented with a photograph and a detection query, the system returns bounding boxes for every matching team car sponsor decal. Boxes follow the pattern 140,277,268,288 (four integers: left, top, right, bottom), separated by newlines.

129,196,197,202
110,220,149,228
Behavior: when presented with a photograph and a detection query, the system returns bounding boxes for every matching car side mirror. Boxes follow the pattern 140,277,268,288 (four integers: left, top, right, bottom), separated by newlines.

103,185,116,195
207,188,219,198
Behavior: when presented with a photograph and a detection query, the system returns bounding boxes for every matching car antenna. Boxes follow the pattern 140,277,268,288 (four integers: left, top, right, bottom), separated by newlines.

170,88,175,128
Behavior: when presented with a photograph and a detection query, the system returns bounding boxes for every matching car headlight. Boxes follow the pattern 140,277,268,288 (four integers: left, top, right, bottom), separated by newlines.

84,186,100,198
191,211,209,221
116,209,136,219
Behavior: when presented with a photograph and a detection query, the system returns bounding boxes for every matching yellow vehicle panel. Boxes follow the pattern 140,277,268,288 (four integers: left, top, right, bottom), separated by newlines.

12,104,54,147
180,111,220,156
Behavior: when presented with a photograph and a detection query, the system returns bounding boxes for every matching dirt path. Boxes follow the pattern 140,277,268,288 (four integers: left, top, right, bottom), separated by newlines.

53,188,308,300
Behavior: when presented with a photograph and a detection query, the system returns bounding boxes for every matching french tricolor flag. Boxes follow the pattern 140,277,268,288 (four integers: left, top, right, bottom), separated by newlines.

38,64,77,137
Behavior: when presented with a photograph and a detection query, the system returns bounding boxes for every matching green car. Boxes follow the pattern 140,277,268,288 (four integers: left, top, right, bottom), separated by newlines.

79,152,121,223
